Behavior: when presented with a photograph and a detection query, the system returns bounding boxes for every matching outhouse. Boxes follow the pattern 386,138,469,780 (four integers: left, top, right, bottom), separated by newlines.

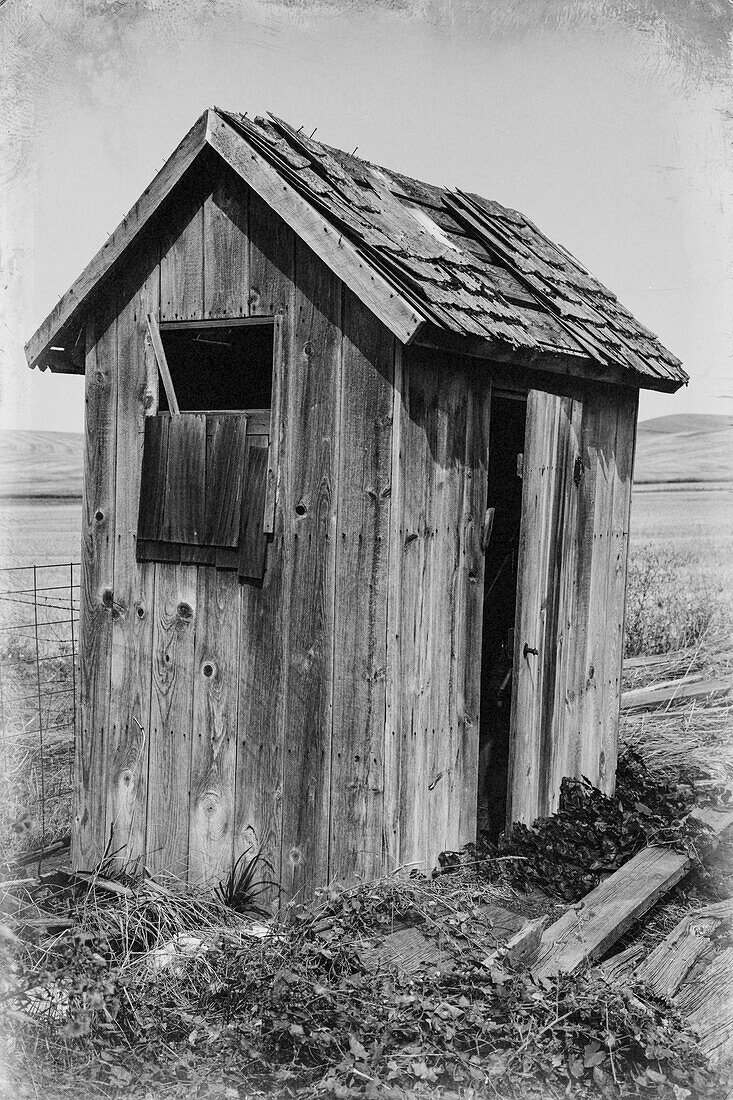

26,108,686,900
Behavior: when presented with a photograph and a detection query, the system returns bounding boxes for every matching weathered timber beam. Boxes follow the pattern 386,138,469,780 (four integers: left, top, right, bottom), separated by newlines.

533,801,733,981
25,111,210,372
205,110,424,347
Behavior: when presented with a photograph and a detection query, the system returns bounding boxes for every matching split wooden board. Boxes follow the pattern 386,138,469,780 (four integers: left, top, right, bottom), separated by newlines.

533,802,733,980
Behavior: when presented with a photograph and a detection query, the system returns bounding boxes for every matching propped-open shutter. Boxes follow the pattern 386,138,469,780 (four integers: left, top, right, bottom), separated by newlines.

508,387,636,826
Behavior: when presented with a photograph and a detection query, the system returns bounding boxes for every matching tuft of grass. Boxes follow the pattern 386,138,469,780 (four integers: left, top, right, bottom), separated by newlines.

214,844,279,917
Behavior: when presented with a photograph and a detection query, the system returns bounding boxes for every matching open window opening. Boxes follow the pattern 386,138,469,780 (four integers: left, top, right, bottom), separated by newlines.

477,393,526,842
136,317,277,580
157,319,274,418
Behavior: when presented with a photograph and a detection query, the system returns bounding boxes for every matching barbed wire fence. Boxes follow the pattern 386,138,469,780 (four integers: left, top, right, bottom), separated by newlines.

0,562,80,870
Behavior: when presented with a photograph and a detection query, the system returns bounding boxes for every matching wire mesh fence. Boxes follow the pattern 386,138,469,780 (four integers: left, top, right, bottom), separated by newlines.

0,562,79,865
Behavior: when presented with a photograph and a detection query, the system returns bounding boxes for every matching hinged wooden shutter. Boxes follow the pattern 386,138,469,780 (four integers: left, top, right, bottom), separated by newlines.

508,386,637,826
136,411,269,579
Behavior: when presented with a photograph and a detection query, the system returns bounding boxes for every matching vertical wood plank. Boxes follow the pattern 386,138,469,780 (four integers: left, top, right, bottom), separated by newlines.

423,367,464,859
545,396,582,813
147,564,197,878
160,173,205,322
203,165,249,319
449,367,490,848
278,243,341,902
264,311,285,533
188,566,240,886
394,352,439,872
137,415,169,542
574,391,619,783
162,414,207,544
74,306,117,869
183,165,250,890
248,189,293,316
507,390,563,825
535,394,575,817
576,387,637,789
146,177,206,878
106,241,159,866
238,437,269,579
234,196,294,903
204,414,247,547
383,345,404,870
329,293,393,884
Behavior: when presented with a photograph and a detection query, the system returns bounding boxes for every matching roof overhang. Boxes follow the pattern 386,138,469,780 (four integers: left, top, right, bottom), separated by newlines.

414,327,684,394
25,108,685,395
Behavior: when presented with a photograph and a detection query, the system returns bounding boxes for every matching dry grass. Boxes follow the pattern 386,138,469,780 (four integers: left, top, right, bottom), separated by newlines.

624,544,732,658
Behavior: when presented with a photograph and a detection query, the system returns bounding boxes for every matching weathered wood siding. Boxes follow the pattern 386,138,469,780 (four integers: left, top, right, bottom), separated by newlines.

508,385,637,825
81,153,475,895
330,292,394,884
385,346,490,874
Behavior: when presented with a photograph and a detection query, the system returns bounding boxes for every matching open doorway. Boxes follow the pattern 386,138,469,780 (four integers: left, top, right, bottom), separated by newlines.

477,393,527,841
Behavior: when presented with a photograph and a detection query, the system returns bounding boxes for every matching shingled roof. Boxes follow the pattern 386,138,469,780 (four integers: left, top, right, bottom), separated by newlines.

26,107,687,391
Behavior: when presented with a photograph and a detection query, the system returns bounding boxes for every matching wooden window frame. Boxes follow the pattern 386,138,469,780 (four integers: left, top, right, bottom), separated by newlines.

151,311,282,533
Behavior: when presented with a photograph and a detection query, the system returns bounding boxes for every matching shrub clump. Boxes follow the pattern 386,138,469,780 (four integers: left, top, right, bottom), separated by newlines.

624,545,720,657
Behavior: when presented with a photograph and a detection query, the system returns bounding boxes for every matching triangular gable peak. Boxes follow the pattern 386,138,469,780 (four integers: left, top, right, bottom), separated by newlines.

25,107,687,393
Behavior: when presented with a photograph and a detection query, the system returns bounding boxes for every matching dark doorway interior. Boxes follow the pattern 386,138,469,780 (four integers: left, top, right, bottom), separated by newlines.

477,394,527,841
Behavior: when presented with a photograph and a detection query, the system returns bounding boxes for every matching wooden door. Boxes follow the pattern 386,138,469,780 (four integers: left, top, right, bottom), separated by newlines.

508,386,637,826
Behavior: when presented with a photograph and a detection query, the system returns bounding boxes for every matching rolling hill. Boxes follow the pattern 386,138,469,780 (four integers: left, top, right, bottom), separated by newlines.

0,413,731,498
0,430,84,498
634,413,733,484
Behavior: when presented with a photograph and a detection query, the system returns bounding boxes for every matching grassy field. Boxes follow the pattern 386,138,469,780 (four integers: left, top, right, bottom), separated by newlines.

0,500,82,570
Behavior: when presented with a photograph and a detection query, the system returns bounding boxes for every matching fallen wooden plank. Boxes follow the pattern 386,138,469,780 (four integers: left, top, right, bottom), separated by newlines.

359,925,456,975
359,904,529,975
623,646,732,671
482,916,547,970
533,802,733,981
621,673,733,710
623,652,693,670
634,898,733,1000
623,671,706,694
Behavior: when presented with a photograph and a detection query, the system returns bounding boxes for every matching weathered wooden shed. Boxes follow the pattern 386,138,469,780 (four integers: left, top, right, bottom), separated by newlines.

26,108,687,899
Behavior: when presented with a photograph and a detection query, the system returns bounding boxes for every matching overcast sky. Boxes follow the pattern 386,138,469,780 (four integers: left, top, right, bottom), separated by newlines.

2,0,731,432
